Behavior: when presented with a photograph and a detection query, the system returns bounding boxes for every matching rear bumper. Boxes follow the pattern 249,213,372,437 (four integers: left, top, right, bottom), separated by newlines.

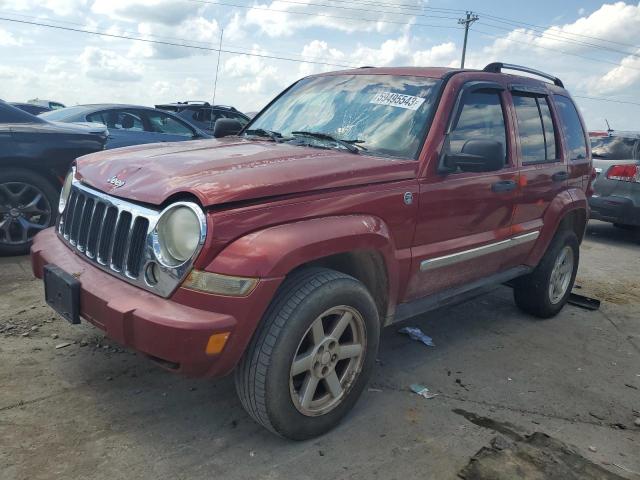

589,195,640,226
31,228,282,378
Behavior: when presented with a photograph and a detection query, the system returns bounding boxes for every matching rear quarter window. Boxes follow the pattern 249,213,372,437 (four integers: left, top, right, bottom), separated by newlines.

553,95,588,161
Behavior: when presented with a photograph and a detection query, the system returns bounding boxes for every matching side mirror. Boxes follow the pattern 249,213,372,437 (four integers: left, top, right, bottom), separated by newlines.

213,118,243,138
443,139,504,173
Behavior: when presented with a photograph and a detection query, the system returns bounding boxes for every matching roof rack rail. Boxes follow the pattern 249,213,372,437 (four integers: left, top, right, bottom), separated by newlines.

483,62,564,88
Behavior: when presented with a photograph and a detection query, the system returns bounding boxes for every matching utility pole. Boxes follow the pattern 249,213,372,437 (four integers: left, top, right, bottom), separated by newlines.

458,11,479,69
210,27,224,132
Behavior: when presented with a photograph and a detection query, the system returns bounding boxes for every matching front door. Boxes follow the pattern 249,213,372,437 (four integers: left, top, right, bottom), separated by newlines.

406,85,518,301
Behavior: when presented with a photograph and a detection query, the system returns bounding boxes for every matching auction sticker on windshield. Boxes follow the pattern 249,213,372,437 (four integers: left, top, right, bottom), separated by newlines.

370,91,426,111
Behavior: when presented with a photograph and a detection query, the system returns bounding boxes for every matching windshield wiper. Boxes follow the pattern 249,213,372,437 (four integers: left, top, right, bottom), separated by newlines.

291,131,363,154
244,128,282,141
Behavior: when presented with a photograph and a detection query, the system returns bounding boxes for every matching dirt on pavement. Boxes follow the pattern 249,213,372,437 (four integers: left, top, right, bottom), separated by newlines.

1,220,639,480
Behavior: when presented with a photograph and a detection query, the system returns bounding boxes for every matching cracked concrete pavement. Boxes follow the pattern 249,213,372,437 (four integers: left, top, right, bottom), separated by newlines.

1,220,639,480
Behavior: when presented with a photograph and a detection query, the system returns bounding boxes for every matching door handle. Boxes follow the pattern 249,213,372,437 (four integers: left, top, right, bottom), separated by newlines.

491,180,517,193
552,171,568,182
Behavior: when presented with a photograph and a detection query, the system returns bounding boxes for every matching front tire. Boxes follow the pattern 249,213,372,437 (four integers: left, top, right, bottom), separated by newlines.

235,268,380,440
513,229,579,319
0,169,58,256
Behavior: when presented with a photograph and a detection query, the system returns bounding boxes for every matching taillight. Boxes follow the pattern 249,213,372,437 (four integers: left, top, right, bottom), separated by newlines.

606,164,640,183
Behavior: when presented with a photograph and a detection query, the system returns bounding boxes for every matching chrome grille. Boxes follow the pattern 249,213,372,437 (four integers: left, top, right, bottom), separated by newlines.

59,185,150,279
56,179,206,298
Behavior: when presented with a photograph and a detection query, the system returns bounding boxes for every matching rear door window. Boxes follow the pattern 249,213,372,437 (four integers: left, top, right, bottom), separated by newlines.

553,95,588,161
513,94,558,164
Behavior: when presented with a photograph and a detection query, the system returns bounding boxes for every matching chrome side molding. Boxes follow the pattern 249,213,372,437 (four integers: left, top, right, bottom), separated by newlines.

420,231,540,272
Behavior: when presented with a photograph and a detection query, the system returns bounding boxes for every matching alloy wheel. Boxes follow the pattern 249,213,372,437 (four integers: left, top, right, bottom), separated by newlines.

548,245,574,304
289,305,367,417
0,182,52,246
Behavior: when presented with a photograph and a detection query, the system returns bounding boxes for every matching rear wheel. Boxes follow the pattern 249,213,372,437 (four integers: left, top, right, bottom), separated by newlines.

235,268,379,440
513,229,579,319
0,169,58,256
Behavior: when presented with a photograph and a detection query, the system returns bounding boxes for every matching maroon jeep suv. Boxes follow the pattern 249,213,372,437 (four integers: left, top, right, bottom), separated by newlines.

31,63,592,440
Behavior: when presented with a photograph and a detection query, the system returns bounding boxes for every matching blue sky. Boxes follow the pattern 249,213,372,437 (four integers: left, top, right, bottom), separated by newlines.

1,0,639,130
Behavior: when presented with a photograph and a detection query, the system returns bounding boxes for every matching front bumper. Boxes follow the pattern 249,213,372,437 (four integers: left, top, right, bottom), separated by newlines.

589,195,640,226
31,228,281,377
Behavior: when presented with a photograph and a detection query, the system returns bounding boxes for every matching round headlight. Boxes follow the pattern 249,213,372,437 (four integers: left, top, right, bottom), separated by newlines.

58,169,74,213
156,205,203,266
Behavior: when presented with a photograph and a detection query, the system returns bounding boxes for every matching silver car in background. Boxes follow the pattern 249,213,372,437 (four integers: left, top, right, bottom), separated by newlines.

589,131,640,232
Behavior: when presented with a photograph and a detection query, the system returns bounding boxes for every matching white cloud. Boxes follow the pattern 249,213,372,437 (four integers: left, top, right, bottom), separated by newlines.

1,0,87,16
0,27,22,46
237,0,423,38
91,0,196,25
79,46,143,82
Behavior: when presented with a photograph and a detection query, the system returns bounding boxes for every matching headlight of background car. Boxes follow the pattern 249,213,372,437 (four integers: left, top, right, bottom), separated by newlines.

155,204,204,266
58,168,74,214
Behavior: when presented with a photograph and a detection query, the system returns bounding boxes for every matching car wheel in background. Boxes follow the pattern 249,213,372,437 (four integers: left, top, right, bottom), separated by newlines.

235,268,380,440
0,169,58,256
512,229,579,319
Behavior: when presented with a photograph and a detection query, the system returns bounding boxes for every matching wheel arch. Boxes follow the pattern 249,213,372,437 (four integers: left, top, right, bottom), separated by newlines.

525,188,588,266
205,215,401,321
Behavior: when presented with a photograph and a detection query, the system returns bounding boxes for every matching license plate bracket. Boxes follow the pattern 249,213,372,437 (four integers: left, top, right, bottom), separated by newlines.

44,264,80,325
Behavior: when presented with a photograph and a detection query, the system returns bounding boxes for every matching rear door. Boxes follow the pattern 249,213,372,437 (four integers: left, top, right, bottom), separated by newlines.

407,82,518,301
506,89,565,269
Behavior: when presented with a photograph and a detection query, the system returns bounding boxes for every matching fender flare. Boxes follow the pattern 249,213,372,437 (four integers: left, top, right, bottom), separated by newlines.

206,214,402,307
526,188,588,266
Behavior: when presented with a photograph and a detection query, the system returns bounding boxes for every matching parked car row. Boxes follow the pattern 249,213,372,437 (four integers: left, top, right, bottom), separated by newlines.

1,99,251,255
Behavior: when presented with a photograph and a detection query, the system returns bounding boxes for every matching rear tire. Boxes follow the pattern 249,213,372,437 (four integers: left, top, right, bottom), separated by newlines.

0,169,58,256
235,267,380,440
513,229,579,319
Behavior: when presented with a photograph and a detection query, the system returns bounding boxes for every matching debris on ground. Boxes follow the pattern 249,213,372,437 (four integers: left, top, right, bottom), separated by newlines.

588,446,597,452
55,342,72,349
568,292,601,311
398,326,435,347
455,409,626,480
410,384,438,399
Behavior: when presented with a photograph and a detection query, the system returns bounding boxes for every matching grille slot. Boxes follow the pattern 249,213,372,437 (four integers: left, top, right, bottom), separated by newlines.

126,217,149,277
97,207,117,265
111,211,132,271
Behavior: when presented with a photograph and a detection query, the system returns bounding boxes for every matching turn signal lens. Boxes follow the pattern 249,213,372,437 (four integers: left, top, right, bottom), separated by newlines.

606,164,640,182
183,270,258,296
206,332,230,355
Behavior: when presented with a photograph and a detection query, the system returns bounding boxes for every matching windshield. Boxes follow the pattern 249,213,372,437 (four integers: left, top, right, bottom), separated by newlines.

591,135,638,160
247,74,442,159
39,106,87,121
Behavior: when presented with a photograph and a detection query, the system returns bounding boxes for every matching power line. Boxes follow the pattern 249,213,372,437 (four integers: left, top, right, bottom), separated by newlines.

474,28,640,72
0,10,366,67
183,0,462,31
0,16,359,69
573,95,640,107
477,20,640,59
476,11,640,50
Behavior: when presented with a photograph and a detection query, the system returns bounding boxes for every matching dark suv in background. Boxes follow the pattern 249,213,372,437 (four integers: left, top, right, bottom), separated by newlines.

589,131,640,230
155,101,250,135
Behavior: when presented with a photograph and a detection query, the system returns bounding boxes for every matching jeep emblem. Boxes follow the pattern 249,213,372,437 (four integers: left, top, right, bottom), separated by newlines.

107,175,126,188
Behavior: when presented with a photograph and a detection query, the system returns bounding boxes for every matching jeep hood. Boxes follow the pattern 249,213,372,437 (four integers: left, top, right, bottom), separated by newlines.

76,138,418,207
